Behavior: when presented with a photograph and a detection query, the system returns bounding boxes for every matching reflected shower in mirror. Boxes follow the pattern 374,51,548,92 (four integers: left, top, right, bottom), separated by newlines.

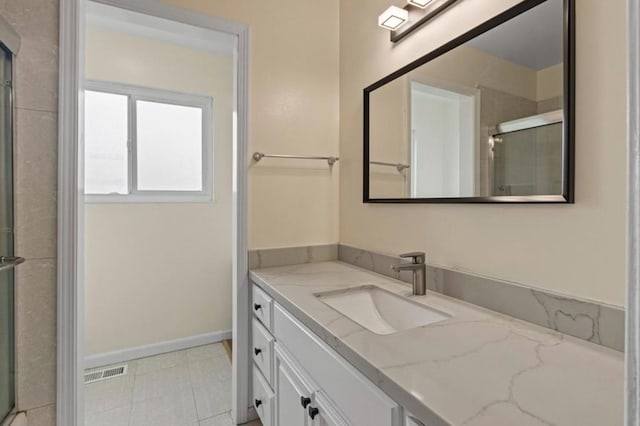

365,0,573,203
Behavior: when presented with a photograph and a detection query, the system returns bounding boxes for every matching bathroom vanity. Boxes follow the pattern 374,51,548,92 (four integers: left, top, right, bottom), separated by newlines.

251,283,404,426
249,261,623,426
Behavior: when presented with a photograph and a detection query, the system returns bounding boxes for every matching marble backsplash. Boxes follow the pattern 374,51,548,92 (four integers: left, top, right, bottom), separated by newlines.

338,244,625,352
249,244,339,269
248,243,624,351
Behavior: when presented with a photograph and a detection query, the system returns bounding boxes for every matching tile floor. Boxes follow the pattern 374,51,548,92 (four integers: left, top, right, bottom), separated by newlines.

85,343,262,426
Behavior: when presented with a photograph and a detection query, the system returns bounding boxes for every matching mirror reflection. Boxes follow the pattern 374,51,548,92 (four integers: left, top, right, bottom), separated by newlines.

367,0,567,201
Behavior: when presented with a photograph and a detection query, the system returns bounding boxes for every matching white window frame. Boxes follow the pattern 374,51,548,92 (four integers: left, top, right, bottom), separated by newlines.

84,80,214,203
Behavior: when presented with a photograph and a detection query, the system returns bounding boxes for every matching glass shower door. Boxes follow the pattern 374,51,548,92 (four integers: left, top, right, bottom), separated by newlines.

492,122,564,196
0,45,15,423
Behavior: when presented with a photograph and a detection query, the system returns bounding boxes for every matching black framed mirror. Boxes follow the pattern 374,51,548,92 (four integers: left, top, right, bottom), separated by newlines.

364,0,574,203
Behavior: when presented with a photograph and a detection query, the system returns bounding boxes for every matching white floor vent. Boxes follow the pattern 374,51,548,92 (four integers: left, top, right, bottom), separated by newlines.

84,365,128,384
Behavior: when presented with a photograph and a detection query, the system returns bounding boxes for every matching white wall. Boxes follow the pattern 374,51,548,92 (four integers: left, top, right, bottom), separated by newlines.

162,0,341,249
340,0,627,306
84,26,234,355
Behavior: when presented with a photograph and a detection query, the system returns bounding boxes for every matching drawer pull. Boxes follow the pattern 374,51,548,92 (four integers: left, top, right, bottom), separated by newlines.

308,406,319,419
254,347,262,356
254,303,262,311
300,396,311,408
255,399,262,408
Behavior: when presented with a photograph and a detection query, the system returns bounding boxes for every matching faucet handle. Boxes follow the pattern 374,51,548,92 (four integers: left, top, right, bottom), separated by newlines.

399,252,425,264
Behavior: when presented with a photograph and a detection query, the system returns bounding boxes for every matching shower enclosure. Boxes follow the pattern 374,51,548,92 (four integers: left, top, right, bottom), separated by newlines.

491,110,564,196
0,43,20,424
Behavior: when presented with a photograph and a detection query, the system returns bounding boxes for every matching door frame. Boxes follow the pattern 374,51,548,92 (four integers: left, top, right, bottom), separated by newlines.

628,0,640,424
57,0,251,424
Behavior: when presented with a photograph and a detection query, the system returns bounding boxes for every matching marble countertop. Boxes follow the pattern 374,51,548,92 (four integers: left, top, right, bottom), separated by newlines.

250,261,624,426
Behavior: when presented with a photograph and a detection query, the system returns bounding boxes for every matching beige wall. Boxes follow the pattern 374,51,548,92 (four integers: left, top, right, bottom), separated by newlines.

162,0,340,249
340,0,627,306
369,78,408,198
84,26,234,355
409,45,538,100
537,63,564,101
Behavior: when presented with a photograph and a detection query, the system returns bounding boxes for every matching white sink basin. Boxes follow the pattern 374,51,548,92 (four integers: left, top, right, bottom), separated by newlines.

316,285,450,335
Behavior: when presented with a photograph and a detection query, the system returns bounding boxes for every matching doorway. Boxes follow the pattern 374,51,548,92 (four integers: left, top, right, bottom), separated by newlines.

57,1,250,425
82,3,236,424
409,82,476,198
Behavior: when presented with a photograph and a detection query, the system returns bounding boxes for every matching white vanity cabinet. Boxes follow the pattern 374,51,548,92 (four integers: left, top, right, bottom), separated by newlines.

251,282,404,426
253,284,273,330
311,391,350,426
252,366,274,426
273,342,350,426
273,343,351,426
251,285,275,426
405,415,427,426
273,345,314,426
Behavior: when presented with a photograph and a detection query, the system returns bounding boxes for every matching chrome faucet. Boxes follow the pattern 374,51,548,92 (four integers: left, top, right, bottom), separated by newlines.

392,252,427,296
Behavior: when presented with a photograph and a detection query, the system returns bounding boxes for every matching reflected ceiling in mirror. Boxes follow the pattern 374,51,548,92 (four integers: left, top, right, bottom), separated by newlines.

364,0,574,203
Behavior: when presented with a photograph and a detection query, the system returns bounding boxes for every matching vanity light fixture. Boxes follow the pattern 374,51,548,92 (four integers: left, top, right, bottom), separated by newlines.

407,0,433,8
378,6,409,30
380,0,459,43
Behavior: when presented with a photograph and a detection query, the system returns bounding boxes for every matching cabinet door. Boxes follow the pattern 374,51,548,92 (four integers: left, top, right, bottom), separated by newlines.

405,415,426,426
309,391,349,426
273,304,401,426
274,345,314,426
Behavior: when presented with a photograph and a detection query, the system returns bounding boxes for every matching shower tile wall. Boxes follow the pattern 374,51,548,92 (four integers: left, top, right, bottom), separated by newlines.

478,85,538,196
0,0,59,423
492,123,564,196
478,86,565,196
538,96,563,114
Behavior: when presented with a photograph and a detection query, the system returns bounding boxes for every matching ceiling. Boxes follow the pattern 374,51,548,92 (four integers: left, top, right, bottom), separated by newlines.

86,2,236,56
466,0,563,71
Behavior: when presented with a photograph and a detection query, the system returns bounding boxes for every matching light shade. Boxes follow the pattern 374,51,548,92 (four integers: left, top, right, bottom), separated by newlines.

378,6,409,30
407,0,433,7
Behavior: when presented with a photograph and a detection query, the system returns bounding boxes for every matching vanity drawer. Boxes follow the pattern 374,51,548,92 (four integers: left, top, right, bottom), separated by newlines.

252,318,274,385
252,284,273,331
273,303,402,426
253,366,274,426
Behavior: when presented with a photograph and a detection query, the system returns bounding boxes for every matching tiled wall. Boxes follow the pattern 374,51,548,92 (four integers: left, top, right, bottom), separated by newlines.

0,0,59,424
478,85,537,195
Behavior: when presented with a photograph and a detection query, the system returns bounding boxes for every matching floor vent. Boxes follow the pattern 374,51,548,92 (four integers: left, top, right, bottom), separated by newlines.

84,365,128,384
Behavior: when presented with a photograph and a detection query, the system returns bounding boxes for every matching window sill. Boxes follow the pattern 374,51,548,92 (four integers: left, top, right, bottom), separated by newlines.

84,193,214,204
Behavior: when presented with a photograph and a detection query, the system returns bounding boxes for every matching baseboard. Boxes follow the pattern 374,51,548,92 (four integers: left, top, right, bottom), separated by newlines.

85,330,232,370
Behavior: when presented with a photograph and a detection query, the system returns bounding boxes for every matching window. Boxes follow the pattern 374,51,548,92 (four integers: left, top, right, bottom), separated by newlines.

84,81,213,202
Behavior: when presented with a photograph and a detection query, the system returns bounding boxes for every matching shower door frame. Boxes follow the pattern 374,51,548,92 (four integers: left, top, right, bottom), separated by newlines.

57,1,251,425
627,0,640,425
0,17,19,426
